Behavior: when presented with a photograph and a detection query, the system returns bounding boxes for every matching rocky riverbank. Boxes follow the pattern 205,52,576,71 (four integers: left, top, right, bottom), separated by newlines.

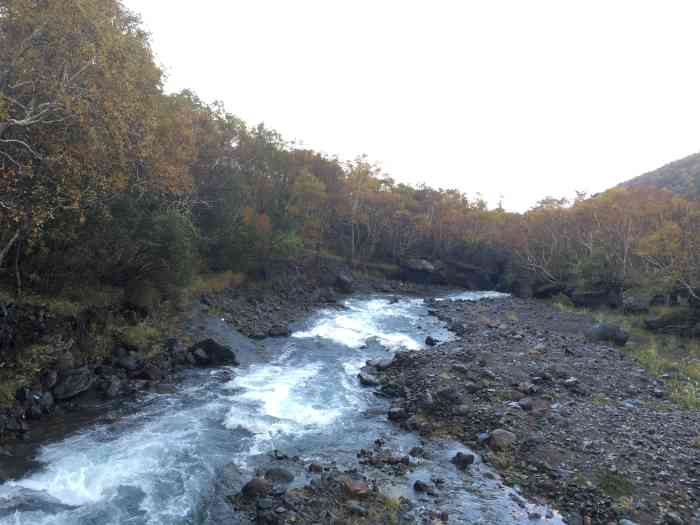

367,296,700,525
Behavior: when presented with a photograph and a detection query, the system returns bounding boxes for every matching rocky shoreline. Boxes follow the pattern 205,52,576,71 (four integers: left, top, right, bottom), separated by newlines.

366,296,700,525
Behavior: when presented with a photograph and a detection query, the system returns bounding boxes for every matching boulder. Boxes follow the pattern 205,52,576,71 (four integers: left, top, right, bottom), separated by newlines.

264,468,294,483
571,288,622,309
241,478,273,499
188,339,238,366
451,452,475,470
532,283,565,299
586,323,629,346
343,479,370,498
267,325,290,337
487,429,516,451
52,367,95,400
334,273,354,294
425,336,439,347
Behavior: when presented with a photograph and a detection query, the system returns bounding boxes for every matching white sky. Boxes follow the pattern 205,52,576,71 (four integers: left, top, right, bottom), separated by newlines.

123,0,700,211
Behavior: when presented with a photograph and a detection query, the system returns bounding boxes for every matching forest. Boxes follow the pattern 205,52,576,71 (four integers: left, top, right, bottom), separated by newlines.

1,0,700,313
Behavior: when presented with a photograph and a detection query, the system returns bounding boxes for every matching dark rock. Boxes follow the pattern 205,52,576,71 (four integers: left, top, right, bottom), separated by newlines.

264,468,294,483
425,336,439,347
308,463,323,473
388,407,407,421
133,364,163,381
586,323,629,346
451,452,475,470
436,387,463,404
52,367,95,400
242,478,273,499
413,480,432,493
532,282,565,299
334,273,354,294
268,325,291,337
571,288,622,309
189,339,238,366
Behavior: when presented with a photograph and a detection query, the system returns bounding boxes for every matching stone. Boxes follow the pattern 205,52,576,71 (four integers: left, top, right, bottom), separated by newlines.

388,407,407,421
189,338,238,366
308,463,323,473
487,429,516,451
242,478,273,499
268,325,290,337
451,452,475,470
425,336,439,347
52,367,94,400
343,479,370,498
264,468,294,483
586,323,629,346
358,371,379,387
334,272,354,294
413,480,432,493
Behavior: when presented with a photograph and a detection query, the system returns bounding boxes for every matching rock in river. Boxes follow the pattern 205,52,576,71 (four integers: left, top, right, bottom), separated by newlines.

188,338,238,366
52,367,95,400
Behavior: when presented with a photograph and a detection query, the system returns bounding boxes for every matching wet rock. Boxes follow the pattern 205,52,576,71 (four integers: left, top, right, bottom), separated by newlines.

268,325,290,337
388,406,407,421
334,273,354,294
409,446,426,458
451,452,475,470
586,323,629,346
242,478,273,499
358,371,379,387
264,468,294,483
425,336,439,347
52,367,94,400
189,338,238,366
487,429,516,451
413,480,432,493
308,463,323,473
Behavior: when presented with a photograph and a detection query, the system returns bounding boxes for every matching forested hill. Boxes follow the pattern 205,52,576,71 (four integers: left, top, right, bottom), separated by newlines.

620,151,700,199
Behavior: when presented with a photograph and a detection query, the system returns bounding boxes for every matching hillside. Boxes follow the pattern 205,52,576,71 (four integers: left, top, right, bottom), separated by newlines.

620,151,700,198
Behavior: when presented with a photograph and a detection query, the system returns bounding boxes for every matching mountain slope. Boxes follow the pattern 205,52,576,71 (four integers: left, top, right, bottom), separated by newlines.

620,151,700,199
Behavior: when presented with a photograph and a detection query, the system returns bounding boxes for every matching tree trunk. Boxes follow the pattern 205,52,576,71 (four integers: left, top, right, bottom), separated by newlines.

14,237,22,298
0,228,20,269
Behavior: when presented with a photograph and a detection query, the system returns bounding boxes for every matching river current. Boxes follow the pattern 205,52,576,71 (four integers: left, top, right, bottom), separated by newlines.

0,292,562,524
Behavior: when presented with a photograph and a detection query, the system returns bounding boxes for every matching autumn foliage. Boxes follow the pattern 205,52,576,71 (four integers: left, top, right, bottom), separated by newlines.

1,1,699,304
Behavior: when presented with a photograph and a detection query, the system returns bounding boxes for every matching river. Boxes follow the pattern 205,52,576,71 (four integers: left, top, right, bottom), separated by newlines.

0,292,562,524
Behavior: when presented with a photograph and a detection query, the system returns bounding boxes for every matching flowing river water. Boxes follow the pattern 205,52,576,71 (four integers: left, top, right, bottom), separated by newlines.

0,292,564,525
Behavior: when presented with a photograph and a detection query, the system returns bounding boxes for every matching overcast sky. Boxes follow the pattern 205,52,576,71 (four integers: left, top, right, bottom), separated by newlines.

123,0,700,211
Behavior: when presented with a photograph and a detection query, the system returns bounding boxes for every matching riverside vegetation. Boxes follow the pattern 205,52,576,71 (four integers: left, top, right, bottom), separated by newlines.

1,2,699,524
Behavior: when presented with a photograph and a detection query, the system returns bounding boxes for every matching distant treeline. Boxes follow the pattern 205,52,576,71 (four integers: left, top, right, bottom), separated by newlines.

1,1,699,304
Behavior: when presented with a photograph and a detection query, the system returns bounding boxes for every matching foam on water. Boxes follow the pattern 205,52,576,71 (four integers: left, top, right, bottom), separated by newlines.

439,290,510,301
0,291,561,525
292,297,425,350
